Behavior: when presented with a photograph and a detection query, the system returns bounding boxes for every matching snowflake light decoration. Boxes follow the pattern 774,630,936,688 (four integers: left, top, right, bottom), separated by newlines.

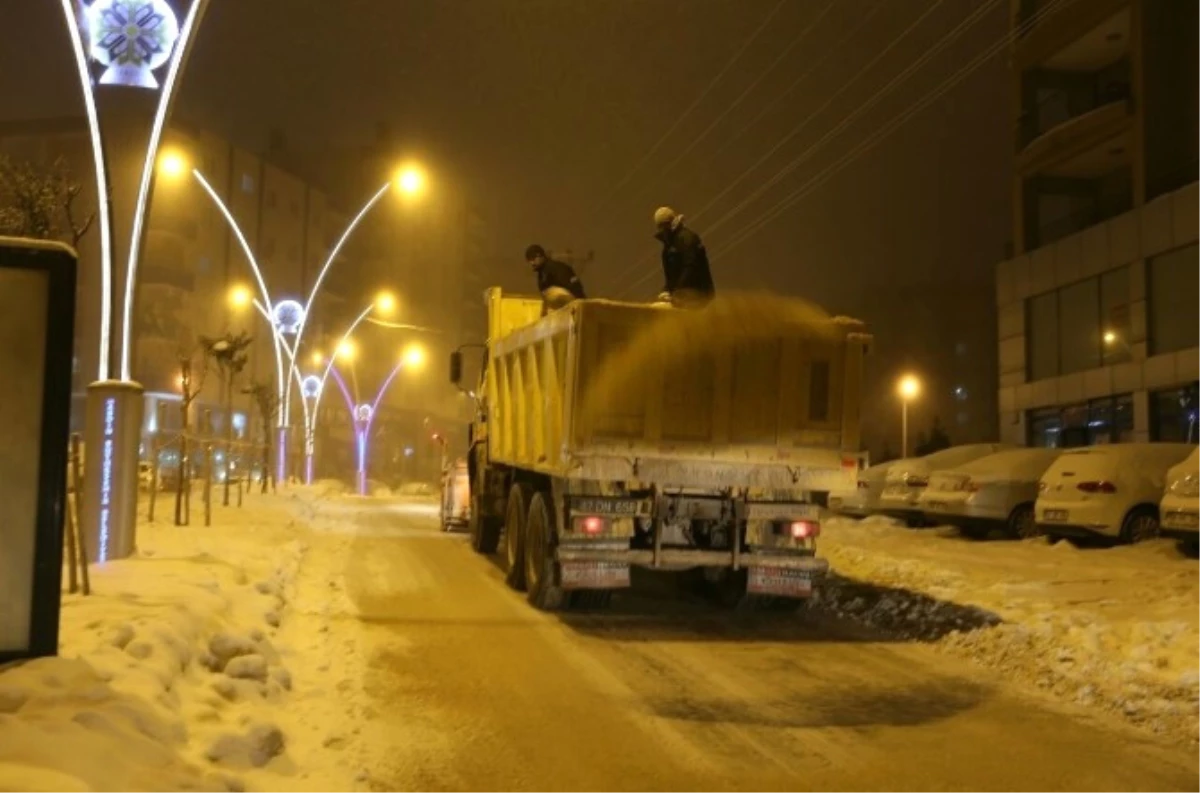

271,300,306,335
300,376,322,400
86,0,181,89
354,404,373,424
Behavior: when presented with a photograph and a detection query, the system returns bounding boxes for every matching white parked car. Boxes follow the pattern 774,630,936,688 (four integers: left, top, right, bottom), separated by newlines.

879,444,1014,526
918,448,1062,539
1160,448,1199,548
828,460,899,518
1036,443,1196,543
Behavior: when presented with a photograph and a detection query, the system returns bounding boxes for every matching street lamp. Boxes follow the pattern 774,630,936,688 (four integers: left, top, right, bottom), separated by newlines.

227,284,253,310
158,149,188,179
402,342,426,370
897,374,921,459
394,164,426,198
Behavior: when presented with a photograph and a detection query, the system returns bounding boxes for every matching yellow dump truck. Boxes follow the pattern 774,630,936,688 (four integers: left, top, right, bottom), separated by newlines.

448,288,871,611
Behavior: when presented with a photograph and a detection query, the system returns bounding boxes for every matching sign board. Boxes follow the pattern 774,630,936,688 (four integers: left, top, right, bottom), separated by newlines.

0,239,77,663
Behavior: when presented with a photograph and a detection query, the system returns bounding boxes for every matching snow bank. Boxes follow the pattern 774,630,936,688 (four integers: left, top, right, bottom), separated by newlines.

816,516,1199,745
0,491,328,792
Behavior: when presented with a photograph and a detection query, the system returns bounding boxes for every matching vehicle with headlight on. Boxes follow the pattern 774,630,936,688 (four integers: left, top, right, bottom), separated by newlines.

439,457,471,531
879,444,1013,526
1036,443,1195,543
1159,447,1199,551
450,288,871,611
918,447,1061,539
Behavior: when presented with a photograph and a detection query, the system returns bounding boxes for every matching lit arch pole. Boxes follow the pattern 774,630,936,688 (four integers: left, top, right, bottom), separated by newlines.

327,360,411,496
61,0,211,564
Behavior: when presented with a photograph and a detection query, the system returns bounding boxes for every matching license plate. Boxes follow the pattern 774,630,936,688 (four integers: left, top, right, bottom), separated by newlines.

1163,510,1200,530
559,561,631,590
748,566,813,598
1043,509,1068,522
570,497,643,516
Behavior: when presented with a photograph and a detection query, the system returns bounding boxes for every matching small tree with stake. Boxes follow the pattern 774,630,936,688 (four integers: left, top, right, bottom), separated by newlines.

174,349,208,526
0,155,94,247
200,331,253,507
244,380,279,494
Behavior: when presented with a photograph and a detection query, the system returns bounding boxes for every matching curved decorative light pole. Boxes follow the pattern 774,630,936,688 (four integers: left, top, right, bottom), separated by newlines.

191,164,423,484
60,0,211,566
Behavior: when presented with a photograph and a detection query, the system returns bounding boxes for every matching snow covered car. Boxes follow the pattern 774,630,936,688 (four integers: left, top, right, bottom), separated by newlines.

828,460,898,518
918,447,1062,539
1159,448,1199,545
439,458,470,531
879,444,1013,526
1036,443,1196,543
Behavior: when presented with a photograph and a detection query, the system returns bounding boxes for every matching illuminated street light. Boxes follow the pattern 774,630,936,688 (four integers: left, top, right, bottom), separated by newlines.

1103,330,1118,345
228,284,253,310
158,149,188,179
337,339,358,362
375,290,398,315
312,351,325,366
402,342,426,370
394,165,426,197
897,373,922,458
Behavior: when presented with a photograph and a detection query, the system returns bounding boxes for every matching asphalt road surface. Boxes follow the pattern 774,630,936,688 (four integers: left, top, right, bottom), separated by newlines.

292,497,1199,792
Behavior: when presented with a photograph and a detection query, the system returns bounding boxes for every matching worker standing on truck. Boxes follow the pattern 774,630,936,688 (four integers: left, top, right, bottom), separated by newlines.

525,244,586,311
654,206,715,308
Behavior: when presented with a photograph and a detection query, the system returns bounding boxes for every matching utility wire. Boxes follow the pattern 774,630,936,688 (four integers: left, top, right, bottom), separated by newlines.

619,0,1049,296
584,0,789,222
710,0,1063,259
700,0,1001,237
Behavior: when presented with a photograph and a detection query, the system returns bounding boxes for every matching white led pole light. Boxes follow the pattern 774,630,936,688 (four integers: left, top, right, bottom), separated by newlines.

62,0,211,564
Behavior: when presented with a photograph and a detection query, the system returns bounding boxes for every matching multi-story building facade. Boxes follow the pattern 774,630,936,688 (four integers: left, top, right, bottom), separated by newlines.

0,118,354,472
995,0,1198,447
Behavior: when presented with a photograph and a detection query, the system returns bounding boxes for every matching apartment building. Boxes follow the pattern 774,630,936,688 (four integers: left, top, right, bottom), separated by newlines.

995,0,1198,447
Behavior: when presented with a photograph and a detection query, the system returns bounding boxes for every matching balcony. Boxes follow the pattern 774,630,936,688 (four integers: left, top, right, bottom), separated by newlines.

1018,98,1133,178
1016,1,1131,72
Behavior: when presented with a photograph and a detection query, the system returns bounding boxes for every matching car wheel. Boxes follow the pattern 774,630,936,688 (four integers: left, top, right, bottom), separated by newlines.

1120,506,1159,544
504,482,533,591
1006,503,1039,539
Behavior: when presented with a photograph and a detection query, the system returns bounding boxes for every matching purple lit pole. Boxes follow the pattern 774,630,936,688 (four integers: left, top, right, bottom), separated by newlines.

329,361,407,496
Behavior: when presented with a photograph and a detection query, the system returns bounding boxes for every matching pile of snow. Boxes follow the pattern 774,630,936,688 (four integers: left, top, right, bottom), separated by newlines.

817,516,1200,745
0,491,334,792
309,479,348,498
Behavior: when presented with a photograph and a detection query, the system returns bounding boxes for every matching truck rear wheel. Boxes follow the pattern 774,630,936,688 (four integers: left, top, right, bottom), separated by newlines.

469,491,501,554
504,482,533,590
524,492,568,611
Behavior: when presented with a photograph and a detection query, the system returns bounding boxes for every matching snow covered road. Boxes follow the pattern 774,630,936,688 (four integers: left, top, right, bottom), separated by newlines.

282,496,1199,792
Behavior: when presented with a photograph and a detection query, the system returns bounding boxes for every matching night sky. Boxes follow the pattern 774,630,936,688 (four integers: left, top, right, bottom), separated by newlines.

2,0,1015,452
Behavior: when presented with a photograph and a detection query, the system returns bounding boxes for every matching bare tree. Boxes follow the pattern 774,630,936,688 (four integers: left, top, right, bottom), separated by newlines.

201,332,253,506
0,156,94,247
173,349,208,526
244,380,279,494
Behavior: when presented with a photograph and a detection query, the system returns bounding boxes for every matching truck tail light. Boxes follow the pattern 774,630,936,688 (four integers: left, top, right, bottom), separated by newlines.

578,516,606,535
1077,480,1117,494
788,520,820,539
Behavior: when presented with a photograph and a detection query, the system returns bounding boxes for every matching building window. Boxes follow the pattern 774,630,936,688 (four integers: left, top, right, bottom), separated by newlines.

1026,266,1133,380
1028,291,1058,380
1148,244,1200,355
241,173,255,193
1151,382,1199,443
1028,394,1133,448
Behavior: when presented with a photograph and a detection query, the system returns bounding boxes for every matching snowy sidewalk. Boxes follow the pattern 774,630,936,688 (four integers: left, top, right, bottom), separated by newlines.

817,515,1200,745
0,488,336,792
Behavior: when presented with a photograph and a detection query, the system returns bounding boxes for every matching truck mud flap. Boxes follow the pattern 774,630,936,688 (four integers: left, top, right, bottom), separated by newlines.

747,566,816,599
559,561,631,590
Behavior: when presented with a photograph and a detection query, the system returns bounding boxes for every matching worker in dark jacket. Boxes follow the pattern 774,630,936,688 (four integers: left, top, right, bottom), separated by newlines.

653,206,714,307
526,244,586,311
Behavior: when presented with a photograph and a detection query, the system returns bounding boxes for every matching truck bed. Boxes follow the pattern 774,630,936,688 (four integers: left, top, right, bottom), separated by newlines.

484,292,869,490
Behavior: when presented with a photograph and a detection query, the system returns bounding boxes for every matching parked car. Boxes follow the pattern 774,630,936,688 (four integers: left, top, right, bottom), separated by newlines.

1036,443,1195,543
1160,447,1199,549
828,460,899,518
440,458,470,531
918,447,1062,539
880,444,1014,526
